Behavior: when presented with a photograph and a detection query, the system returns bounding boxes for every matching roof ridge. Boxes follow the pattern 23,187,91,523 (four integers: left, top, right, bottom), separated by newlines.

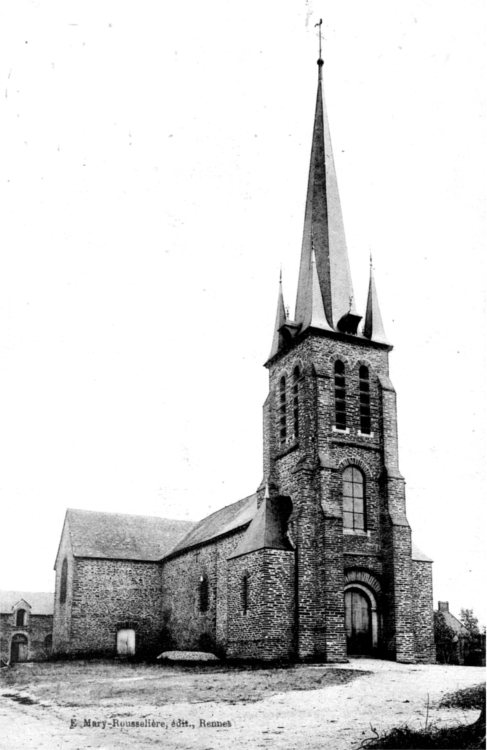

0,589,54,595
67,508,194,523
190,492,257,524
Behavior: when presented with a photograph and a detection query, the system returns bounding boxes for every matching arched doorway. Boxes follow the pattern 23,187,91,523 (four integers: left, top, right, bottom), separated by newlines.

345,587,375,655
11,634,28,663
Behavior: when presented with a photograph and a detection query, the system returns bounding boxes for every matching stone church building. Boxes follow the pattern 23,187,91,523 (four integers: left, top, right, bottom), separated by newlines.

52,59,435,664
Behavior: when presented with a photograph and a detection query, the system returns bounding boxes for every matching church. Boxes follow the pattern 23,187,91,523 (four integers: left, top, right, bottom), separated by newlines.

52,56,435,664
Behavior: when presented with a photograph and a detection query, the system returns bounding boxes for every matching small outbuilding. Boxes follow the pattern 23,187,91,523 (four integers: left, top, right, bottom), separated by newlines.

0,591,53,663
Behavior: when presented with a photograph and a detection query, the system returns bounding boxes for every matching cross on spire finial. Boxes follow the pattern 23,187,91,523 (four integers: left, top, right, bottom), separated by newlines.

315,19,323,68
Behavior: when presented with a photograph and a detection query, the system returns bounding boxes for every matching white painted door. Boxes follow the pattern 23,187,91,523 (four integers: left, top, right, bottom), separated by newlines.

116,629,135,656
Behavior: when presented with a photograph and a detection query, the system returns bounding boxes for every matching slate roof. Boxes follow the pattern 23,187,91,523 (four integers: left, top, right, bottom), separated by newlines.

434,607,469,636
59,506,432,567
229,496,293,559
294,63,358,333
65,509,195,562
167,499,433,564
0,591,53,615
166,493,257,558
411,542,433,562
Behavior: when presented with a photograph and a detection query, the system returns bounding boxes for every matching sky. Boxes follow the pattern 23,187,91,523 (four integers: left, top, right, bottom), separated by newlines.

0,1,485,627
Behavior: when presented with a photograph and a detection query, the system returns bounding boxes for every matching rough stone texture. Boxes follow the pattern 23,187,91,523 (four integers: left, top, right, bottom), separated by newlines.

68,558,163,657
227,548,295,660
161,530,247,654
412,559,436,662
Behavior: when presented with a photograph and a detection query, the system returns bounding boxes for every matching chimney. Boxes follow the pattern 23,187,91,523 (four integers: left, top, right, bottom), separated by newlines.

438,601,449,612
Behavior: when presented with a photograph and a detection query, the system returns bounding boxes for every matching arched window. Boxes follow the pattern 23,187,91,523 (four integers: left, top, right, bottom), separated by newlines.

16,609,26,627
293,366,300,439
60,558,68,604
279,376,287,446
342,466,366,531
359,366,371,434
242,573,249,614
199,575,209,613
334,361,347,430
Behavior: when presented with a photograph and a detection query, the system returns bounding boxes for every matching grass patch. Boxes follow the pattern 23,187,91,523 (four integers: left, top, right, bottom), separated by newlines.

359,684,486,749
440,684,485,711
1,660,370,707
359,722,485,749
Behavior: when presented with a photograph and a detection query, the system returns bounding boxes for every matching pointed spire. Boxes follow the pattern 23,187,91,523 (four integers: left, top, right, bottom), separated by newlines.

268,270,287,360
295,53,358,331
363,260,390,345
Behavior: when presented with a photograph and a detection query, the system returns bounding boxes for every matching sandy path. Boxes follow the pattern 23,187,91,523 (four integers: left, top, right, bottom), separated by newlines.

0,659,483,750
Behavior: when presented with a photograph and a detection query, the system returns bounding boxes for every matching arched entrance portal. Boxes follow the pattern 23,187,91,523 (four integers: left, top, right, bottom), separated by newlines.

11,634,28,663
345,588,372,654
344,570,381,656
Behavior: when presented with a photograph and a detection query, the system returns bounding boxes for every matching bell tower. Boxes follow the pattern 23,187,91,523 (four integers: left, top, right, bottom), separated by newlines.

262,47,418,662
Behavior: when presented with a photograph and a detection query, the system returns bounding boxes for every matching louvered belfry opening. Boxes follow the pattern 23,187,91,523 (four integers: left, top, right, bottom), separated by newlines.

334,361,346,429
359,366,371,434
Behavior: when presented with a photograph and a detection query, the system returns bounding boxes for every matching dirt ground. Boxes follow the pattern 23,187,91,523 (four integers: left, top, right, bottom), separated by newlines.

0,658,484,750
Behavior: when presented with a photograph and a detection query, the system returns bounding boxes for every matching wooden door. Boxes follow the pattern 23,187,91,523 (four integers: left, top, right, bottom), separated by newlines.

11,634,28,663
345,589,372,655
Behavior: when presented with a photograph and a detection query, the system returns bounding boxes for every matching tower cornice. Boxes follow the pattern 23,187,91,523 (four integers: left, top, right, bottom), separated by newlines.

265,326,393,369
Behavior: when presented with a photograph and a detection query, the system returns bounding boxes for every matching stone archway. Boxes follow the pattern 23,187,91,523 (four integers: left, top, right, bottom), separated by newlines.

344,570,381,655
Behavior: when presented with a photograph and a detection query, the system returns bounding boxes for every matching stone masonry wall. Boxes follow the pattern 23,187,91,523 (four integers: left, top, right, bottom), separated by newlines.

74,558,162,657
227,548,295,660
161,529,246,654
412,559,436,663
264,330,425,661
53,521,76,654
55,556,162,658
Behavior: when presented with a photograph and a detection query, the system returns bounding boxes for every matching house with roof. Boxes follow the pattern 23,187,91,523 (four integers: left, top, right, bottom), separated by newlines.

52,56,436,664
434,601,479,665
0,591,53,663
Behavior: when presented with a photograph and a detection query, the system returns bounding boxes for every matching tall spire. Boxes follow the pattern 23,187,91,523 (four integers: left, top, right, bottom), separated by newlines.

294,46,358,333
363,258,389,344
268,270,287,360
